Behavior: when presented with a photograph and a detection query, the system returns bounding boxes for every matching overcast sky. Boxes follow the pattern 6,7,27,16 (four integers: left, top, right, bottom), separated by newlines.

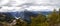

0,0,60,12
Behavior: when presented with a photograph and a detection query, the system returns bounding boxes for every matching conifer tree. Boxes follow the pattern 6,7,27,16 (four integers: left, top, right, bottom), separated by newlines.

31,14,46,26
59,8,60,15
48,9,58,26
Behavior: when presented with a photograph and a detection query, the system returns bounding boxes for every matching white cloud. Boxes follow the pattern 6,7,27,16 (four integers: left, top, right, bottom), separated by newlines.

0,0,10,6
0,0,60,12
0,6,25,12
8,0,28,6
25,6,58,11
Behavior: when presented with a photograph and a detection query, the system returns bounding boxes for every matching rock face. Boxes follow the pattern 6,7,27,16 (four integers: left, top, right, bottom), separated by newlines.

0,19,27,26
0,12,15,23
0,23,4,26
0,11,38,23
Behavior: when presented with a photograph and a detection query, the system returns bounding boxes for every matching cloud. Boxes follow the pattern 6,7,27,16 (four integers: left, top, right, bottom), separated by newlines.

0,0,60,12
0,0,10,6
20,0,60,11
25,6,58,11
0,6,25,12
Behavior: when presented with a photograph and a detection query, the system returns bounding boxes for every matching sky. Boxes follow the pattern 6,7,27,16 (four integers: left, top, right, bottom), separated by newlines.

0,0,60,12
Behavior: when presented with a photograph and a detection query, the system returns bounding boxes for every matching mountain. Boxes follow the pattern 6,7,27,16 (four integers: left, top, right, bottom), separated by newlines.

0,11,52,19
0,11,58,23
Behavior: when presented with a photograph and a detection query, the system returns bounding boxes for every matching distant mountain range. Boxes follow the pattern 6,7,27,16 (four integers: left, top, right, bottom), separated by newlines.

0,11,59,17
0,11,59,23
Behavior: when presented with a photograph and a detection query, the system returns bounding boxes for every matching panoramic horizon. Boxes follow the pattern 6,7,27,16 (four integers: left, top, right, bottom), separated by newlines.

0,0,60,26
